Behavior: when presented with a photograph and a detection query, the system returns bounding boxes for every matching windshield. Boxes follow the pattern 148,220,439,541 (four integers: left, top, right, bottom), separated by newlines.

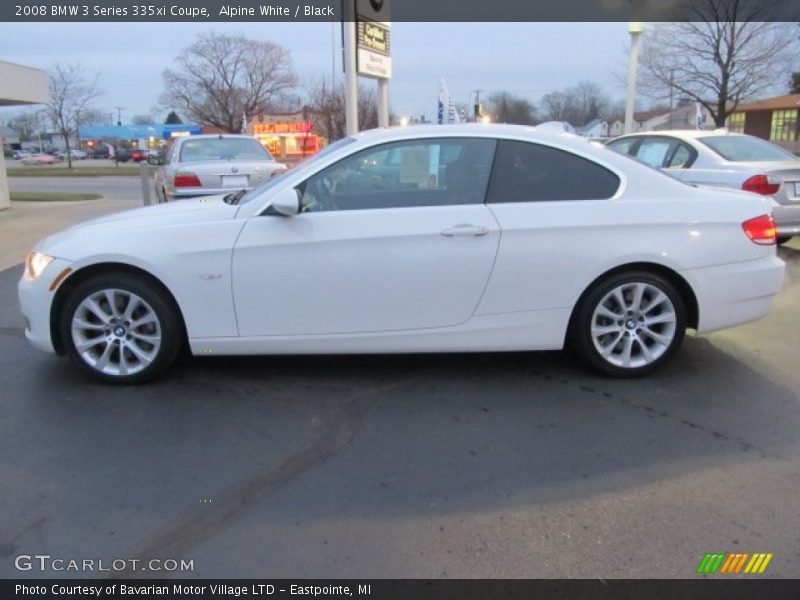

238,136,356,204
179,137,273,162
699,135,796,162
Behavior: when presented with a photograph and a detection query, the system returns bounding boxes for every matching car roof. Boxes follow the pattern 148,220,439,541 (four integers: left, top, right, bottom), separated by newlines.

610,129,745,141
177,133,258,141
349,123,602,152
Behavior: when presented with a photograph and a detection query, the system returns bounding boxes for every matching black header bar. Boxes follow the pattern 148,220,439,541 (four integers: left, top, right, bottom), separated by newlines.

3,0,800,22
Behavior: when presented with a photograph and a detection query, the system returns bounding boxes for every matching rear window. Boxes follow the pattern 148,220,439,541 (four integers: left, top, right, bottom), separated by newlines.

698,135,796,162
179,137,272,162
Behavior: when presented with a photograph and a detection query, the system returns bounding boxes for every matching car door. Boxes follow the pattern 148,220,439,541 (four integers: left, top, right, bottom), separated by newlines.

477,139,623,317
231,137,501,337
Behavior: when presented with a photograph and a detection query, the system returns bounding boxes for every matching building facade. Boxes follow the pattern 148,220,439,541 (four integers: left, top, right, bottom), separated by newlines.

725,94,800,153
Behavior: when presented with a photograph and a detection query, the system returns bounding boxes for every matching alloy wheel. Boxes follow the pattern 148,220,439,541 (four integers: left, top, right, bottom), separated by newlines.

70,289,162,377
590,281,677,369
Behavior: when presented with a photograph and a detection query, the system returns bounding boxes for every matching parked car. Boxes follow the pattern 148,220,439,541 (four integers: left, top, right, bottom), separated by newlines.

129,148,150,162
114,147,133,162
19,153,61,165
13,149,33,160
18,124,784,383
606,130,800,243
55,149,87,160
89,145,111,159
150,134,287,202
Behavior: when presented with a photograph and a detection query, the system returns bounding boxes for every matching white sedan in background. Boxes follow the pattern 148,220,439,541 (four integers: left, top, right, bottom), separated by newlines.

150,134,287,202
19,124,784,383
606,130,800,243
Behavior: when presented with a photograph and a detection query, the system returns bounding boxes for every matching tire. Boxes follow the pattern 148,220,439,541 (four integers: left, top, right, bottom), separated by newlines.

59,273,182,384
570,271,686,378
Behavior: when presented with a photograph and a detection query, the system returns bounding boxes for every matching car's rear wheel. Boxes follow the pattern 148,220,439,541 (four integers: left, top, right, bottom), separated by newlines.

571,271,686,377
60,274,182,384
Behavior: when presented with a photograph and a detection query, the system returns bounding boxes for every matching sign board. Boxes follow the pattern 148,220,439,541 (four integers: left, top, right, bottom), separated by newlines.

355,0,391,79
253,122,313,135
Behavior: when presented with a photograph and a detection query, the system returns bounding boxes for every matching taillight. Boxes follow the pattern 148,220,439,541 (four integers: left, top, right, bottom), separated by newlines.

742,174,780,195
742,214,777,245
174,172,202,187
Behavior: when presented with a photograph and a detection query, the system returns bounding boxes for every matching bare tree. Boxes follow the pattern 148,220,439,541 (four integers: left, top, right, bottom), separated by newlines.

541,81,611,126
485,92,536,125
45,63,102,168
638,0,796,127
78,107,110,126
5,110,42,142
161,32,297,133
305,79,378,142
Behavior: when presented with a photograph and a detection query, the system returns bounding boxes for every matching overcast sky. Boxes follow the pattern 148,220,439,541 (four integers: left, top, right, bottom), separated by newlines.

0,22,630,124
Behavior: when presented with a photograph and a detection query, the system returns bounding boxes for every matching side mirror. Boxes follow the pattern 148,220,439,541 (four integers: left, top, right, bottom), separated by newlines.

268,187,300,217
147,155,164,166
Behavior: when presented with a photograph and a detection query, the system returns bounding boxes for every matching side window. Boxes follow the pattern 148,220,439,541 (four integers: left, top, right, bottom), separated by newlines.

666,142,694,168
606,137,638,156
633,138,675,168
298,138,496,212
487,140,620,203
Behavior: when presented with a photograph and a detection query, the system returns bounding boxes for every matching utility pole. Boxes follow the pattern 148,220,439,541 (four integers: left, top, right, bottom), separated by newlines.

115,106,124,127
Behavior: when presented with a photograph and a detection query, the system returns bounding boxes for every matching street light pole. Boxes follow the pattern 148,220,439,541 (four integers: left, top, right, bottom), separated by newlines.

624,0,645,134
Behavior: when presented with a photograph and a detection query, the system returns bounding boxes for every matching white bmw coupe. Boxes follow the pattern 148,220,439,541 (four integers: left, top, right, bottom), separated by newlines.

18,125,785,383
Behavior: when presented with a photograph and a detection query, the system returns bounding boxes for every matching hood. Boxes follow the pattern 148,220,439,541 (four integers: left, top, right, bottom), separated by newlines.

36,195,239,254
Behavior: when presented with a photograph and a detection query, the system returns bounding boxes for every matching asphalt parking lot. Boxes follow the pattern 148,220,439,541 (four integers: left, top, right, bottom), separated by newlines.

0,186,799,578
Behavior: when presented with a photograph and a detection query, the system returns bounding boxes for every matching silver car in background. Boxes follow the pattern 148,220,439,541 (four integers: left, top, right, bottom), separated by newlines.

606,130,800,243
150,134,287,202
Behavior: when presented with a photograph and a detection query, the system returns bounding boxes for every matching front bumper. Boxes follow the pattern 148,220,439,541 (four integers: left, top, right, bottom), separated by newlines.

17,257,74,354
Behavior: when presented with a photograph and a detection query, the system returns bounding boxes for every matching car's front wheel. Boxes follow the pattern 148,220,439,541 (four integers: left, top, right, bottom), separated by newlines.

60,273,182,384
571,271,686,377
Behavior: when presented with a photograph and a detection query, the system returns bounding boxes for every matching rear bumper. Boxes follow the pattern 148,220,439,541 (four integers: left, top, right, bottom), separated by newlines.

772,203,800,236
682,254,785,334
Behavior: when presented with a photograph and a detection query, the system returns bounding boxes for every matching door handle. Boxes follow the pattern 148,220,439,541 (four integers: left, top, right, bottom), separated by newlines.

441,224,490,237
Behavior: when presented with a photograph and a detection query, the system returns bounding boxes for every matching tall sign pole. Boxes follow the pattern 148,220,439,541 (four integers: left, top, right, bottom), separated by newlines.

344,16,359,135
377,79,389,128
354,0,391,129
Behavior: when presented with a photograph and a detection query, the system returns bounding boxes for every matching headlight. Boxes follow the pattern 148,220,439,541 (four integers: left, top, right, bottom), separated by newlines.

24,251,54,280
